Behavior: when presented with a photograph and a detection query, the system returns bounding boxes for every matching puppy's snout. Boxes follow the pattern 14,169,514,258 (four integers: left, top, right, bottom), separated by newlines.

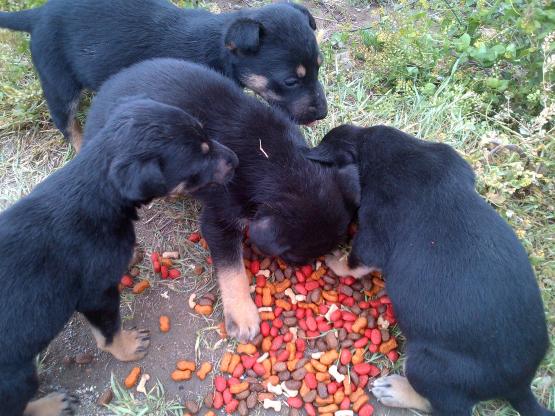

312,83,328,121
212,142,238,185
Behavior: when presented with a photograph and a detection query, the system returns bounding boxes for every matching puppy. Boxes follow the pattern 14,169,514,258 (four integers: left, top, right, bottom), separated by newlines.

0,98,237,416
308,125,553,416
81,58,359,342
0,0,326,147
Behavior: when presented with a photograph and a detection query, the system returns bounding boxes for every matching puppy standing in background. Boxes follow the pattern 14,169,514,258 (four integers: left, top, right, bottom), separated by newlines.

0,98,237,416
0,0,327,148
308,125,553,416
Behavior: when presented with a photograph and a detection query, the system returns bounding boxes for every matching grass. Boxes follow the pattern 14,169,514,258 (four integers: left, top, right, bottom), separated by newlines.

0,0,553,415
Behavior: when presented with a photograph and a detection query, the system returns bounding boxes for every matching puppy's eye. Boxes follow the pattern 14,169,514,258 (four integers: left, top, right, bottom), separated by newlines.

284,77,300,87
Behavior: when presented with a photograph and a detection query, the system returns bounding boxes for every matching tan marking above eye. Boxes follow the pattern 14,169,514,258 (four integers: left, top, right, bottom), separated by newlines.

201,142,210,154
243,74,269,91
296,64,307,78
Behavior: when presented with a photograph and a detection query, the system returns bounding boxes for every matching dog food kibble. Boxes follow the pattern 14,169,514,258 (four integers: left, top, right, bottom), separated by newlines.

185,230,398,416
196,362,212,380
132,280,150,294
159,315,170,333
124,367,141,389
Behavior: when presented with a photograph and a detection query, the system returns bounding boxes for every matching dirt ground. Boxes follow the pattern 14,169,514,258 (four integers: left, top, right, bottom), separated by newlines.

34,1,415,415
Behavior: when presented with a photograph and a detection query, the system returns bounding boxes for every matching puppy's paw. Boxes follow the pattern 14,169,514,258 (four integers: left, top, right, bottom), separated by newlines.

24,392,79,416
324,251,349,276
224,298,260,343
371,375,432,412
105,329,151,362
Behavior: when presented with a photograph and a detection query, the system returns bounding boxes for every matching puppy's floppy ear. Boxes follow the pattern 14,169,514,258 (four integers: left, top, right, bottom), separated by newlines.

109,155,167,203
305,143,337,165
225,18,263,54
285,2,317,30
249,216,290,256
337,164,361,208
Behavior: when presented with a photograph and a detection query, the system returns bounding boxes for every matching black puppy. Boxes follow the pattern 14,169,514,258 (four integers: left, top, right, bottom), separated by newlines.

308,125,553,416
0,0,326,147
81,59,358,342
0,98,237,415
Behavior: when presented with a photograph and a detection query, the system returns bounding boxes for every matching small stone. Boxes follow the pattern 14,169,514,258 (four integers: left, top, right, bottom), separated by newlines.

325,331,338,349
184,400,199,414
193,265,204,275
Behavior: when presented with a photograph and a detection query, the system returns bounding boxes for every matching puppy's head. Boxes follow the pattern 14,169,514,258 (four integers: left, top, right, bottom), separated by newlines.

306,124,362,167
224,2,327,124
249,162,359,265
102,98,238,204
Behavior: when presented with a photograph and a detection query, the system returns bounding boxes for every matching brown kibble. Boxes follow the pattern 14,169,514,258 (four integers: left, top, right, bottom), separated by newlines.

246,392,257,409
238,400,248,416
257,392,275,401
75,352,93,365
291,367,307,380
159,315,170,333
193,264,204,275
285,380,301,390
273,362,287,373
184,400,199,414
317,382,328,398
97,389,113,406
124,367,141,388
302,389,317,403
197,297,214,306
171,369,192,381
177,360,195,372
132,280,150,294
196,362,212,380
379,337,398,354
128,247,144,267
236,389,251,400
381,329,390,342
278,370,291,381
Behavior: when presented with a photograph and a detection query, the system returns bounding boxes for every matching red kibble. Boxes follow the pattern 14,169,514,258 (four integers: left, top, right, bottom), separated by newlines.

343,297,355,307
317,321,331,332
153,261,161,273
359,301,370,309
306,316,317,332
206,256,212,264
270,326,279,337
213,391,224,409
225,399,239,414
255,294,263,308
241,355,256,369
253,362,265,376
294,283,307,295
370,308,379,319
340,397,351,410
343,276,355,286
359,404,374,416
344,322,353,333
295,351,303,359
342,311,357,322
250,260,260,275
256,275,266,287
305,281,319,291
274,307,283,318
369,365,381,377
370,329,382,345
120,275,134,287
304,403,316,416
215,376,227,392
327,382,338,394
333,319,344,329
380,295,392,304
307,330,320,337
150,252,160,262
228,377,240,385
277,349,289,362
353,363,373,375
168,269,181,279
222,389,232,404
369,344,378,353
287,396,303,409
187,232,201,243
260,321,270,337
330,310,342,322
340,349,352,365
283,332,292,342
272,318,283,329
295,338,306,352
364,328,372,339
160,265,169,279
305,372,317,389
271,336,283,351
388,350,400,362
296,308,306,319
232,363,244,378
319,305,329,315
354,337,369,349
295,270,306,283
298,319,308,331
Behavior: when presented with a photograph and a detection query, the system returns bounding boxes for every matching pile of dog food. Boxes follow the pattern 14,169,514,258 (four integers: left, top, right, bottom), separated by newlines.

122,229,400,415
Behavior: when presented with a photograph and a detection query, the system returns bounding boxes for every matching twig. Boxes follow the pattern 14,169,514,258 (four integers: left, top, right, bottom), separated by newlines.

259,139,269,159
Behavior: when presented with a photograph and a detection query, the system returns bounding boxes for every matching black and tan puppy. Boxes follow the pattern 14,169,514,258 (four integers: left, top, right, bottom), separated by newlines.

0,98,237,416
0,0,326,147
307,125,553,416
81,59,359,342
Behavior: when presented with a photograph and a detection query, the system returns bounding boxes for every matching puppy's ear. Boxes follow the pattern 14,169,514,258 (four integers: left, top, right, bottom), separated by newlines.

285,2,317,30
225,18,263,54
109,156,167,203
249,216,290,256
305,143,337,165
337,164,361,208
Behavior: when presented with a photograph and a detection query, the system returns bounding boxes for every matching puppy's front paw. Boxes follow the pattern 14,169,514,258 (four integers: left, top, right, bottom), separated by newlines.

324,251,349,276
371,375,432,412
224,297,260,343
24,392,79,416
106,328,151,362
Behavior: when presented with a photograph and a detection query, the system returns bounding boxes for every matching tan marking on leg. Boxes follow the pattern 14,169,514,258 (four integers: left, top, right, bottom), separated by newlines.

324,250,377,278
372,375,432,413
219,262,260,342
24,392,78,416
67,118,82,153
296,64,306,78
91,326,150,362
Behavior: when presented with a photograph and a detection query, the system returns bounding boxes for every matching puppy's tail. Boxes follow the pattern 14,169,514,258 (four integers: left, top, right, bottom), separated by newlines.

507,386,554,416
0,8,40,32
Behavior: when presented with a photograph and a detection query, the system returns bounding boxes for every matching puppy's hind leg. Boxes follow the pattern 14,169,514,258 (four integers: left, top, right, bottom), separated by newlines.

506,385,555,416
79,286,150,362
324,250,377,278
